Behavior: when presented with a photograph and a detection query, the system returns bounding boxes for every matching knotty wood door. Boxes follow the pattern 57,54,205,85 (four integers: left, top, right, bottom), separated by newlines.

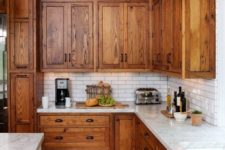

98,3,124,69
9,0,34,70
170,0,182,73
185,0,215,78
42,3,68,69
115,114,135,150
124,3,148,69
10,74,34,132
152,0,163,69
68,3,94,69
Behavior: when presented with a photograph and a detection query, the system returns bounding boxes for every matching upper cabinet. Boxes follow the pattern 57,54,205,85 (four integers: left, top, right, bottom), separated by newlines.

152,0,215,79
42,2,94,71
98,2,149,71
0,0,6,13
8,0,34,71
185,0,215,78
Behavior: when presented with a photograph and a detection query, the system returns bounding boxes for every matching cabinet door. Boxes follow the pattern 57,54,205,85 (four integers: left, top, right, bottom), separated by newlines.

99,3,124,69
9,0,34,70
42,3,68,69
170,0,182,73
124,3,148,69
185,0,215,78
115,114,135,150
0,0,6,13
10,74,34,132
68,3,94,69
161,0,172,70
152,0,163,69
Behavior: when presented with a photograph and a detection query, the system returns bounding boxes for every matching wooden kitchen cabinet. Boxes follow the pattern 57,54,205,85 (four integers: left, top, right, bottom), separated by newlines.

42,2,94,71
10,74,34,132
152,0,215,79
115,114,136,150
8,0,34,71
98,2,149,71
0,0,6,13
38,114,112,150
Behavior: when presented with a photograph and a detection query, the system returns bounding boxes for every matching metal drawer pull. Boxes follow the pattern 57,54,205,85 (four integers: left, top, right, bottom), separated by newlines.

55,119,63,122
86,119,94,122
55,136,63,140
86,136,94,140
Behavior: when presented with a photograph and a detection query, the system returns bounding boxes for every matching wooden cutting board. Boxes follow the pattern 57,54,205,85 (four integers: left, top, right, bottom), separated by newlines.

76,102,129,109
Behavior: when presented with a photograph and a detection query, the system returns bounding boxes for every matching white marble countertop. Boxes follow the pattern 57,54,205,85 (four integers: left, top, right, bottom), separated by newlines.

0,133,44,150
37,102,225,150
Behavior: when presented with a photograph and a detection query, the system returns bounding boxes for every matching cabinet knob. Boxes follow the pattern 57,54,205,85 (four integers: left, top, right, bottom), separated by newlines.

55,119,63,123
55,136,63,140
86,136,94,140
144,147,149,150
144,132,149,138
86,118,94,122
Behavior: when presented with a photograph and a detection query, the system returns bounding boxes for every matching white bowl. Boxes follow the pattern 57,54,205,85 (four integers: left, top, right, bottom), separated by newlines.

174,112,187,122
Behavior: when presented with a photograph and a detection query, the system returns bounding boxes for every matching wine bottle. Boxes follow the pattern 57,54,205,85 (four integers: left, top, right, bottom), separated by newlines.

166,88,172,111
173,91,178,111
176,87,182,112
181,92,186,112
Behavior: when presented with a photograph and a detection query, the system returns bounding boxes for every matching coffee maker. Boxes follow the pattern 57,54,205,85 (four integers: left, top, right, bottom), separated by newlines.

55,78,70,105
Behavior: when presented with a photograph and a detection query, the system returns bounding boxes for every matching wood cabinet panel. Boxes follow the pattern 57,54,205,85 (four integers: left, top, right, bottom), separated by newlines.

0,0,6,13
185,0,215,78
42,3,68,69
99,3,124,69
115,114,135,150
43,127,109,148
14,0,29,19
40,115,110,127
125,3,148,69
68,3,94,69
152,0,162,69
10,74,34,132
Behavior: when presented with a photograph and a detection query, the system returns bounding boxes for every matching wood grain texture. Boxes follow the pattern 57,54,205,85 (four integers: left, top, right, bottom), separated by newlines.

14,0,29,18
42,3,68,69
68,3,94,69
115,114,135,150
0,0,6,13
125,3,148,69
99,3,124,69
185,0,215,78
10,74,34,132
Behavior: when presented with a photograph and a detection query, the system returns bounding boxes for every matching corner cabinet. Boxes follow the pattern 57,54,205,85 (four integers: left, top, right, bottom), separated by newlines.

152,0,215,79
41,2,94,71
98,2,149,71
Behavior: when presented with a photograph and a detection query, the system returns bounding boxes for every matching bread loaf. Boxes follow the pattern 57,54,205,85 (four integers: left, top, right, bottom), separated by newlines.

85,98,98,107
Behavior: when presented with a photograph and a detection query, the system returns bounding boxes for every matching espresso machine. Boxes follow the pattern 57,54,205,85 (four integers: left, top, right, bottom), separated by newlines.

55,78,69,105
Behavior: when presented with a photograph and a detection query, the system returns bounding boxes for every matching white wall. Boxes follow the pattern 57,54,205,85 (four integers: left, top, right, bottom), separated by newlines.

44,73,168,102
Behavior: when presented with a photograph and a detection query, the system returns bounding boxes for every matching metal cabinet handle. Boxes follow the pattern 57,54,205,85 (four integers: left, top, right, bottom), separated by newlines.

86,136,94,140
167,53,172,64
86,119,94,122
55,119,63,123
55,136,63,140
121,53,124,62
64,54,67,62
125,53,128,62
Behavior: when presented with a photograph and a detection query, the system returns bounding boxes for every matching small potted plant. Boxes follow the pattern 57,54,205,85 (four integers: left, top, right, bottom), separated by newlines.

191,110,203,126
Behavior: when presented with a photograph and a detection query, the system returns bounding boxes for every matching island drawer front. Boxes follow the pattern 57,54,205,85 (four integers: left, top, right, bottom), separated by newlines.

39,115,110,127
43,127,109,148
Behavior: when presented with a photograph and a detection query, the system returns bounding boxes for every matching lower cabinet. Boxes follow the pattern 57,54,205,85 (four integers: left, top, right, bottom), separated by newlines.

115,114,136,150
38,113,166,150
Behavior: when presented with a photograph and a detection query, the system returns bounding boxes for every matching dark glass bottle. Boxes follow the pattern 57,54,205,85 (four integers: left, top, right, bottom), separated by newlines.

176,87,182,112
173,91,179,112
181,92,186,112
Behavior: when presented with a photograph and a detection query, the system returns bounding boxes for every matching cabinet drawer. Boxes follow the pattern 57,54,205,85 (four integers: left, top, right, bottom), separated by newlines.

40,115,110,127
43,127,109,148
140,123,156,149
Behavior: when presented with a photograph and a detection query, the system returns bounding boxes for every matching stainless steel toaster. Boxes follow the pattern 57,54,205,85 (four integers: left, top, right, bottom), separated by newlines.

135,88,161,105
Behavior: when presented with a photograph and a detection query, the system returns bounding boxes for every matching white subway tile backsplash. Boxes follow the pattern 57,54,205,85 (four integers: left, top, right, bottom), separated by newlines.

44,73,168,102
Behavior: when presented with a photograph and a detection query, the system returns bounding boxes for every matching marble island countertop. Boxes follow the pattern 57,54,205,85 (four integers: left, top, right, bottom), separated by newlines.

37,102,225,150
0,133,44,150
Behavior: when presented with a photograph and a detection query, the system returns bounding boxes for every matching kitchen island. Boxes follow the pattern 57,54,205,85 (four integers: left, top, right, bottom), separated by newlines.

0,133,44,150
37,102,225,150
